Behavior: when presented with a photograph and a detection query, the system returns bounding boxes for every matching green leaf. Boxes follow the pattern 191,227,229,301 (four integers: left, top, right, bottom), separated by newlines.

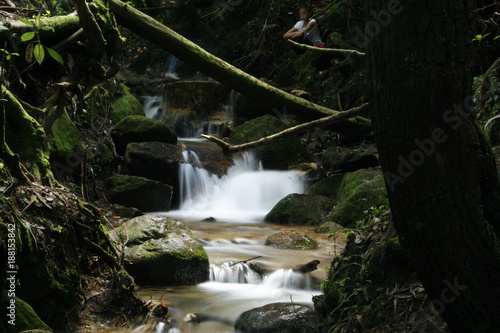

18,18,35,26
33,43,45,65
35,13,41,27
40,26,55,32
21,31,36,42
47,47,63,64
494,35,500,41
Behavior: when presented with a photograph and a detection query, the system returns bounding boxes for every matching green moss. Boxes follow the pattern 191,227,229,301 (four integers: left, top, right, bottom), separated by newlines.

229,115,308,170
326,169,389,227
110,84,145,124
49,108,81,159
265,194,335,226
3,298,53,333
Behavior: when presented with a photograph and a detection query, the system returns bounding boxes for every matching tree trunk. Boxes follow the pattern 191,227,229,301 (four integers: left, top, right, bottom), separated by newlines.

107,0,371,136
366,0,500,331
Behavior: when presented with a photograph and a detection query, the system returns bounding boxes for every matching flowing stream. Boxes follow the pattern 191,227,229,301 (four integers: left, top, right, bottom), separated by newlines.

104,100,341,332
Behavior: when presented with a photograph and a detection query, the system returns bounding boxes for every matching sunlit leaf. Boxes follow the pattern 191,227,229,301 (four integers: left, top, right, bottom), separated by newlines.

21,31,36,42
33,43,45,65
35,13,41,27
47,47,63,64
40,26,55,32
18,18,35,26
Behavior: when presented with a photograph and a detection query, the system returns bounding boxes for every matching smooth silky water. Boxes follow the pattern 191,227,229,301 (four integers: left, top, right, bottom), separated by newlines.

101,101,341,332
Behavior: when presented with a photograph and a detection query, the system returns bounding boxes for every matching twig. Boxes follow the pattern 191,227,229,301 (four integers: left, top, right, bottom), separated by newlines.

286,39,365,57
229,256,262,267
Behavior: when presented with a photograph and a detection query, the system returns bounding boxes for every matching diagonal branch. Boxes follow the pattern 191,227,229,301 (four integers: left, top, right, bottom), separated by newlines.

286,39,365,57
201,103,369,153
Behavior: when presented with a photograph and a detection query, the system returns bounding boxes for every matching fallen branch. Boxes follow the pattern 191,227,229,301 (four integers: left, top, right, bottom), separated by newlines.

286,39,365,57
229,256,262,267
201,103,369,153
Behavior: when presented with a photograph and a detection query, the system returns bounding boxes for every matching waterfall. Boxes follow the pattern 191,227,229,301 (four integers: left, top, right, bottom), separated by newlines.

143,95,165,120
172,150,305,222
209,262,262,284
262,269,314,290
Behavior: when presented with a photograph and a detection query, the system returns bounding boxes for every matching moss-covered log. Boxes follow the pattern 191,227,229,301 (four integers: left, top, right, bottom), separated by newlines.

108,0,370,135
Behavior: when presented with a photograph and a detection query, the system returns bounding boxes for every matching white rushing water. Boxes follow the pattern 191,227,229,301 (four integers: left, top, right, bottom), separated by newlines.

166,149,306,222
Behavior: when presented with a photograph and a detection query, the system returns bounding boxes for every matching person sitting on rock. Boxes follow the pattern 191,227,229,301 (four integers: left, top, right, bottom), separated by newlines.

283,6,325,48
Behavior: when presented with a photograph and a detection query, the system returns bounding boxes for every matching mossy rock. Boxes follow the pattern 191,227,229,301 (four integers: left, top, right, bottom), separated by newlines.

234,302,317,333
2,298,53,333
309,173,345,199
265,231,317,249
315,221,346,233
48,108,81,161
106,174,173,212
109,215,209,285
110,84,145,124
229,115,308,170
321,147,379,173
111,115,177,155
124,141,182,186
265,193,335,226
325,169,389,227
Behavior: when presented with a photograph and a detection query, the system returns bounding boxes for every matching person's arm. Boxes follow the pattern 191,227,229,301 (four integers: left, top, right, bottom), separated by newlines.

283,27,298,39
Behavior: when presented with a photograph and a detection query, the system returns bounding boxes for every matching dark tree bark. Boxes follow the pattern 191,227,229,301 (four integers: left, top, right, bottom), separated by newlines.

366,0,500,331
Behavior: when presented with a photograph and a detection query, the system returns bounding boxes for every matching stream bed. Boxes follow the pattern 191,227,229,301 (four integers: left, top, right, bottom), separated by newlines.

101,139,342,332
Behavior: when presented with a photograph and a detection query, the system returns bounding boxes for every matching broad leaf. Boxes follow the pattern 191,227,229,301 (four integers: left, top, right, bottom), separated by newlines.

33,43,45,65
21,31,36,42
40,26,55,32
18,18,35,26
47,47,63,64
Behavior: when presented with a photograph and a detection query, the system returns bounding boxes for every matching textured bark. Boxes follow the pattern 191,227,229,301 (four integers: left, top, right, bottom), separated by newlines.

366,0,500,331
108,0,371,135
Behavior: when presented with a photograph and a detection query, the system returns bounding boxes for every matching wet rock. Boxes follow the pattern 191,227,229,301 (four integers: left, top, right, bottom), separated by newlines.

106,175,173,212
110,84,145,124
265,231,318,249
229,115,309,170
234,302,317,333
265,194,335,225
111,115,177,155
325,169,389,227
321,146,379,173
292,260,320,273
309,173,345,199
109,215,209,285
164,81,230,120
315,221,345,233
109,204,143,219
124,141,182,186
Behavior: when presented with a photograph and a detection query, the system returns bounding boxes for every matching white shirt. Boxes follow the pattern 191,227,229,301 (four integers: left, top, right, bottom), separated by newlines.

293,18,323,45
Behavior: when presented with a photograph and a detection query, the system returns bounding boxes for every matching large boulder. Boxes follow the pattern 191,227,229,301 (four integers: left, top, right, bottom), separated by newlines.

106,175,173,212
265,231,317,249
109,215,209,285
124,141,182,186
265,194,335,225
229,115,308,170
321,146,379,173
111,115,177,155
309,173,345,199
110,84,145,124
325,169,389,227
234,303,317,333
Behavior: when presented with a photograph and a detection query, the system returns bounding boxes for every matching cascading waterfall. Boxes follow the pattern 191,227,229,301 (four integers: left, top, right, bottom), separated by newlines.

142,95,165,120
172,149,306,222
